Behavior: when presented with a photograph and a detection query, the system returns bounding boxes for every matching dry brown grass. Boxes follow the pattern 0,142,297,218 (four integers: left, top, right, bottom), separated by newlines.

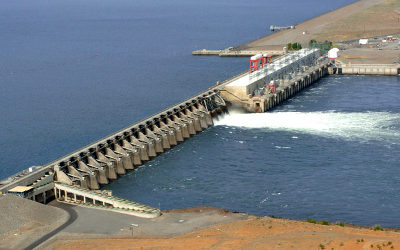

47,216,400,250
314,0,400,42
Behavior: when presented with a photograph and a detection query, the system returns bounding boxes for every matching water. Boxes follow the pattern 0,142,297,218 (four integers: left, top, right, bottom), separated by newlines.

2,0,399,227
108,75,400,227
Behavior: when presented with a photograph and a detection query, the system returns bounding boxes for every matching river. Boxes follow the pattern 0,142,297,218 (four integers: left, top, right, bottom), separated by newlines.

2,0,399,227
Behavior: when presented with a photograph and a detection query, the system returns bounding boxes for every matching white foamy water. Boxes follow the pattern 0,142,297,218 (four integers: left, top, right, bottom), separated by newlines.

215,111,400,143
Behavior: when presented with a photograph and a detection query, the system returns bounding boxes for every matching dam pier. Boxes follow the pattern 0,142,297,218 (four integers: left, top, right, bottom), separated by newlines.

0,88,227,218
1,48,398,218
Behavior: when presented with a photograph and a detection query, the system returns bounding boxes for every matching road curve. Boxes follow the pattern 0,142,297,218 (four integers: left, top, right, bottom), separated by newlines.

23,202,78,250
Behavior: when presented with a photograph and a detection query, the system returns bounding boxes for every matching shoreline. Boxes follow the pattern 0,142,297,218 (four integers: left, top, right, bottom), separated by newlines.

240,0,389,48
43,206,400,249
236,0,364,48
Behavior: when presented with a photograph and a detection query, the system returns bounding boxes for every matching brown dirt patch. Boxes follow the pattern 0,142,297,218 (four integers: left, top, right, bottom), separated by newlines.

240,0,400,48
314,0,400,42
46,216,400,250
163,206,232,214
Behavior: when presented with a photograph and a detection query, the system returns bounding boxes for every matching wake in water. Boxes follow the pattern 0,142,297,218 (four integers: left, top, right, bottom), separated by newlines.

214,111,400,144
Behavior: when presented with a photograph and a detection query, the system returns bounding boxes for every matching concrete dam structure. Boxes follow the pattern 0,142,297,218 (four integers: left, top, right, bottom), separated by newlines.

3,47,391,217
0,88,227,217
220,48,328,112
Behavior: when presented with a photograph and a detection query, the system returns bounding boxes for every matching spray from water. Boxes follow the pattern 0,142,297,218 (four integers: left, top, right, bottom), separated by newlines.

214,111,400,143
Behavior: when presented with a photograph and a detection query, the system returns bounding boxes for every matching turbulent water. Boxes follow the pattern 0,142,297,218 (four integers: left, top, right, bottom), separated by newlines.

215,111,400,144
2,0,400,227
108,75,400,227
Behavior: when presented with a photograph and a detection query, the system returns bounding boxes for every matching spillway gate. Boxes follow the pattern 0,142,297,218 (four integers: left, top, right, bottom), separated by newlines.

0,89,227,203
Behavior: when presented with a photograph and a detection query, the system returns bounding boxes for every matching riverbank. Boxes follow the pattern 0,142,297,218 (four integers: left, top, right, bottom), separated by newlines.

44,206,400,250
239,0,399,49
2,196,399,249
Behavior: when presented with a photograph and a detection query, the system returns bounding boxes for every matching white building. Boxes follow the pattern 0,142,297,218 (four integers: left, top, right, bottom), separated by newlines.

328,48,339,59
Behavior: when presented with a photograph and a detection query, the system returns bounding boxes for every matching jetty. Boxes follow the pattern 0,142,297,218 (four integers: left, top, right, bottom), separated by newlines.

192,46,286,57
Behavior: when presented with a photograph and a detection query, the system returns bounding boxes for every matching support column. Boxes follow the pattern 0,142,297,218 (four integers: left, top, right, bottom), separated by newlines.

105,148,126,175
114,144,134,170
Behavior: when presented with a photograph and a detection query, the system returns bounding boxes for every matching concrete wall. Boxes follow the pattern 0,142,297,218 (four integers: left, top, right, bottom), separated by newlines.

54,182,160,218
338,64,399,76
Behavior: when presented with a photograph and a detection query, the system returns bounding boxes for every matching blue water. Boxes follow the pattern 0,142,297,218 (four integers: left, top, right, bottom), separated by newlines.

2,0,399,227
108,75,400,227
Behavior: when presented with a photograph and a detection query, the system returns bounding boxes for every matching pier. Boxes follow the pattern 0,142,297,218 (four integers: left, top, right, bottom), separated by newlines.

192,47,285,57
1,47,398,218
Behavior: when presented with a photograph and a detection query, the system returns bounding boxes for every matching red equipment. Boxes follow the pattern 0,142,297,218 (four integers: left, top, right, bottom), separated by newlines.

261,53,272,67
268,81,276,94
250,54,273,73
250,54,262,73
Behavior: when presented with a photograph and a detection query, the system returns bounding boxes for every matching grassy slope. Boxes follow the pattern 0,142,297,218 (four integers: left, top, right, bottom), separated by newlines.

314,0,400,42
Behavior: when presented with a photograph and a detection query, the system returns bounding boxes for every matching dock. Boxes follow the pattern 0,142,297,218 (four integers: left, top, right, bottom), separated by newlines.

192,47,285,57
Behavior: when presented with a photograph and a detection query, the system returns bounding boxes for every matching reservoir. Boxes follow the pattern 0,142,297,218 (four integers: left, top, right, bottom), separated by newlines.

1,0,399,227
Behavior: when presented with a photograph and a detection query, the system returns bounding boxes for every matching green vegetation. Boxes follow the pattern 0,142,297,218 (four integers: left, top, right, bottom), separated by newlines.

373,225,384,231
337,222,345,227
306,218,330,225
308,40,333,53
320,220,329,226
319,243,325,249
287,42,302,51
307,218,317,224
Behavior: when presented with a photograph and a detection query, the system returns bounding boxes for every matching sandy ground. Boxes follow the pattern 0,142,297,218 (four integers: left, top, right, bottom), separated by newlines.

314,0,400,42
45,210,400,250
36,205,247,249
335,39,400,64
338,47,400,64
1,200,399,249
239,0,400,49
0,195,68,249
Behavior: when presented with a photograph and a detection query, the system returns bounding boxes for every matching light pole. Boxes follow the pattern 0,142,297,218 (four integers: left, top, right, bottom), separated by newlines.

130,224,138,237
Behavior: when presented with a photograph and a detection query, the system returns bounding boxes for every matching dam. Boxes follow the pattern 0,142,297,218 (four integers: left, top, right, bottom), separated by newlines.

0,48,397,218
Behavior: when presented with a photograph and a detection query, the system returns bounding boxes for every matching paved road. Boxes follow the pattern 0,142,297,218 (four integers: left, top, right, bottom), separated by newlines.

23,203,78,250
